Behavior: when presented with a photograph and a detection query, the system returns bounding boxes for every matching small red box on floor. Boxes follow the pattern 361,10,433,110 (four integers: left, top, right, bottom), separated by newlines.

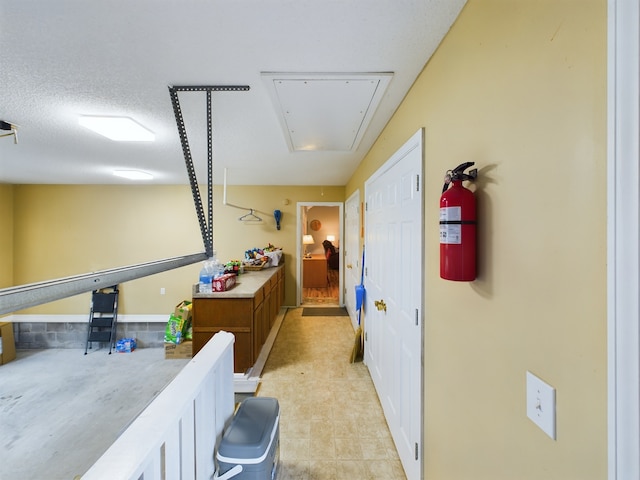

212,273,236,292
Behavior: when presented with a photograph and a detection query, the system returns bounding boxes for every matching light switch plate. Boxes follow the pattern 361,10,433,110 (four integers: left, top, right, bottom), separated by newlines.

526,371,556,439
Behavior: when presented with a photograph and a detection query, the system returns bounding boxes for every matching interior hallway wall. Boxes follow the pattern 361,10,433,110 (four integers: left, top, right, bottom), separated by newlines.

346,0,607,479
0,184,14,290
9,184,343,315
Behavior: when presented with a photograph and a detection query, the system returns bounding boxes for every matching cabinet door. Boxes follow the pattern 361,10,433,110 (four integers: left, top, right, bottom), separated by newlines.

262,285,272,344
253,300,264,361
192,298,253,373
278,269,285,308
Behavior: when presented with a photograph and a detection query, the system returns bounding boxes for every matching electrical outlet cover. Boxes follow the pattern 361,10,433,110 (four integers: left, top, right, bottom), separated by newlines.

526,371,556,439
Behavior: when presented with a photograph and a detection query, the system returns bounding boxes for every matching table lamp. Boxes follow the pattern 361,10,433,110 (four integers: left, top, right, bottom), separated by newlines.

303,235,314,258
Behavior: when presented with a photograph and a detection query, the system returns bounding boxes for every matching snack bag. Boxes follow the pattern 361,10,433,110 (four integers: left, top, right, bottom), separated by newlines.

164,313,186,344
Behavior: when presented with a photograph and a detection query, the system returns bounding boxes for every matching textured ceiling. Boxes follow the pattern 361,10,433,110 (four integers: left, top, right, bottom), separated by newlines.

0,0,466,186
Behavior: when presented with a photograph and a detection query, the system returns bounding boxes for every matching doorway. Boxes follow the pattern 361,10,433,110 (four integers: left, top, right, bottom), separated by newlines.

297,202,344,306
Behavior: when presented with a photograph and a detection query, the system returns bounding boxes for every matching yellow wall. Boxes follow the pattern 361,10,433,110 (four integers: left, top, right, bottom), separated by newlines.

347,0,606,478
0,184,14,289
10,184,343,314
5,0,607,476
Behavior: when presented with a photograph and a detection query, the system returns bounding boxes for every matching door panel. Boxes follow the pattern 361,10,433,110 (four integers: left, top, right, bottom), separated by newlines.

364,130,423,480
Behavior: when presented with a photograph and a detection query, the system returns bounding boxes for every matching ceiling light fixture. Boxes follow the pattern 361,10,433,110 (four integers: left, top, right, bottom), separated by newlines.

113,170,153,180
79,115,155,141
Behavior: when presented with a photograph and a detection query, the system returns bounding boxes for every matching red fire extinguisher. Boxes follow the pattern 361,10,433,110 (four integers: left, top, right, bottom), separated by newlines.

440,162,477,281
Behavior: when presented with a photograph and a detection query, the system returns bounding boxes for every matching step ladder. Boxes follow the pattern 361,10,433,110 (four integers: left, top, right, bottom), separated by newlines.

84,285,119,354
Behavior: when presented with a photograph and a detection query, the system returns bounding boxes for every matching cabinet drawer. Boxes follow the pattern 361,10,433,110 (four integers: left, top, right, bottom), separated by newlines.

193,298,252,328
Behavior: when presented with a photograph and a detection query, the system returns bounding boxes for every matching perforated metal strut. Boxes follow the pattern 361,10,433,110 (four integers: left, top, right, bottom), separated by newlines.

0,85,250,314
168,85,250,257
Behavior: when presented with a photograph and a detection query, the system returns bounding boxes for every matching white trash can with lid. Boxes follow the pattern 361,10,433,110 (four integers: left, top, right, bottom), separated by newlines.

214,397,280,480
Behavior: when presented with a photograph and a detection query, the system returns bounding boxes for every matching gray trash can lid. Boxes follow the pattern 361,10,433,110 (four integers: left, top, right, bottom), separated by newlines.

218,397,280,461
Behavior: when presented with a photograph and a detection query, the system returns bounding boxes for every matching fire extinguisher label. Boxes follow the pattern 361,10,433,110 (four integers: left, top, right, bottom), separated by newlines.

440,207,462,244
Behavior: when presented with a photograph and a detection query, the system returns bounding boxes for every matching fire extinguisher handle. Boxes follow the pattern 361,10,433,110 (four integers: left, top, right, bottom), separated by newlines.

452,163,478,182
451,162,476,177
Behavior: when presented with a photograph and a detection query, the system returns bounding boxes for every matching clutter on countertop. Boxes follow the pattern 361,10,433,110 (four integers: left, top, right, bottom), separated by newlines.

212,273,237,292
224,260,242,275
243,243,283,270
198,252,225,294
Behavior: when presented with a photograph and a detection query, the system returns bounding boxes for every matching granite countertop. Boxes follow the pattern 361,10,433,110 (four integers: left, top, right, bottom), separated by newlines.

192,264,283,299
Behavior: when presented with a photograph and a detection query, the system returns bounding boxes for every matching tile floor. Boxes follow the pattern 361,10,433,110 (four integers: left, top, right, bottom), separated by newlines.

257,308,407,480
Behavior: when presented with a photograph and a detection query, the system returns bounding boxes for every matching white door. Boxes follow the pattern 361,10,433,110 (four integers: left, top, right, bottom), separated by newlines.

365,130,423,480
344,190,361,330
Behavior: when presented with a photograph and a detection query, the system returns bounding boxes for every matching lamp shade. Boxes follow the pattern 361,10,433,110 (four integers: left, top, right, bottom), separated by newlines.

303,234,314,245
326,235,335,242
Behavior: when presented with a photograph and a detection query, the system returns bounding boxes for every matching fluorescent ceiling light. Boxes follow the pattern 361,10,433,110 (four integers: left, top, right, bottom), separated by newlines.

113,170,153,180
79,115,155,141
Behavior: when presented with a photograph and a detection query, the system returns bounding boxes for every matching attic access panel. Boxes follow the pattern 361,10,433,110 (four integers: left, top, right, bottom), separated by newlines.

262,73,393,152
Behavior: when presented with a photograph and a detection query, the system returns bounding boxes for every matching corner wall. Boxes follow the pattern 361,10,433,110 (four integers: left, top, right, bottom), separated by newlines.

0,184,14,290
347,0,607,478
10,184,344,315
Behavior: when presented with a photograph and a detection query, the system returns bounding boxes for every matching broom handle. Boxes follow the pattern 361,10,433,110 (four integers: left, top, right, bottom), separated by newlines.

360,245,365,285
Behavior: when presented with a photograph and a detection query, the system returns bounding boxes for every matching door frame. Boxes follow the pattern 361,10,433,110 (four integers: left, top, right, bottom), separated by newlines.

344,189,361,331
608,0,640,477
296,202,344,307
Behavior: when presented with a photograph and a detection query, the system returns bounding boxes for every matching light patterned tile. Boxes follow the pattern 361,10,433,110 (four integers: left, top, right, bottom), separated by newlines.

359,436,392,460
332,416,359,439
309,435,336,460
278,460,310,480
281,436,310,461
335,460,367,478
309,460,338,480
280,416,311,437
364,459,407,479
334,437,364,460
259,309,406,480
310,418,334,438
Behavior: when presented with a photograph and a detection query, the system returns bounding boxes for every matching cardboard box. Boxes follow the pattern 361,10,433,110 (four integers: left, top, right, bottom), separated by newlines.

174,300,192,323
0,322,16,366
165,340,192,359
212,273,236,292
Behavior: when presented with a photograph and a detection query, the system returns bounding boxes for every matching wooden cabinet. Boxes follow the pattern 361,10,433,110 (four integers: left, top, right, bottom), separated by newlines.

192,265,284,374
303,255,327,288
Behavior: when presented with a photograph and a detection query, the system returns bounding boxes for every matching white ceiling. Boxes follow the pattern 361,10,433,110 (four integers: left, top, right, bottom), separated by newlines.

0,1,466,186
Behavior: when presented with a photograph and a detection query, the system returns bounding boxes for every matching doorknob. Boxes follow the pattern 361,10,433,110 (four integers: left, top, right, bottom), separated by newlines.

374,299,387,312
346,264,353,269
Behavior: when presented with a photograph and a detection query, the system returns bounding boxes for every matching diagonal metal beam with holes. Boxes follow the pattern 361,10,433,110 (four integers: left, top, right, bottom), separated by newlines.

168,85,250,257
0,85,249,315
